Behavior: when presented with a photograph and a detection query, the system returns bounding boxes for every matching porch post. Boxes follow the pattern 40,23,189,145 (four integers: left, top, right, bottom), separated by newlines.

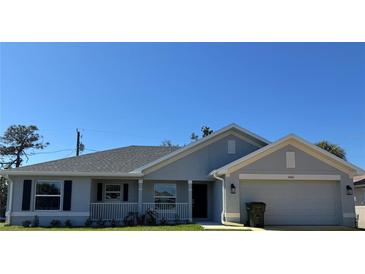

138,179,143,214
188,180,193,223
5,178,13,224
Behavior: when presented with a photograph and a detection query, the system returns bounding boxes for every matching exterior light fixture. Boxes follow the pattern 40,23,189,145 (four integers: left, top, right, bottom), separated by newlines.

346,185,353,195
230,184,236,194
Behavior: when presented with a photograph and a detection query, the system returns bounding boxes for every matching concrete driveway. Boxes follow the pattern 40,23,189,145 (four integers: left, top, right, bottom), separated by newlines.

200,222,361,231
264,226,360,231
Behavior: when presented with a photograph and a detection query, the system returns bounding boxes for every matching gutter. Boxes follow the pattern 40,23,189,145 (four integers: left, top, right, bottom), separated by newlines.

0,170,144,178
212,171,244,227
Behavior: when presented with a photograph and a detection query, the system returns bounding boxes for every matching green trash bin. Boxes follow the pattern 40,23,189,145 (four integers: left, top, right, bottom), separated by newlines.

246,202,266,228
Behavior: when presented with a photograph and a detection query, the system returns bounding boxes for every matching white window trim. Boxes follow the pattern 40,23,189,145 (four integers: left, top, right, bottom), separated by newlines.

34,180,63,212
104,183,122,201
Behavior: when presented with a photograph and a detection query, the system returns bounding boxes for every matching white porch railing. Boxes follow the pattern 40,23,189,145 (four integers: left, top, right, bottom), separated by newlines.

142,203,190,221
90,202,190,222
90,203,138,221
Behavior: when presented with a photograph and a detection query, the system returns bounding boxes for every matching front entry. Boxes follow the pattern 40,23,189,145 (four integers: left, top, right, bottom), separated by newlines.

192,184,208,218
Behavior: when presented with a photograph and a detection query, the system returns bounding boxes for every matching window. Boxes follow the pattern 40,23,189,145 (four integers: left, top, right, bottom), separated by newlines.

105,184,121,201
35,181,62,210
154,184,176,209
286,151,296,168
228,140,236,154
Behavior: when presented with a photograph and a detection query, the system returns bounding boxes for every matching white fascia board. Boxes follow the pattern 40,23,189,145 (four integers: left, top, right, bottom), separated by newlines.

230,123,271,145
239,174,341,181
132,123,270,174
213,134,364,177
289,134,364,175
0,170,143,178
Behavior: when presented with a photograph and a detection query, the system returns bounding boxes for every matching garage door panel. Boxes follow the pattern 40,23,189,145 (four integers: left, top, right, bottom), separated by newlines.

240,180,340,225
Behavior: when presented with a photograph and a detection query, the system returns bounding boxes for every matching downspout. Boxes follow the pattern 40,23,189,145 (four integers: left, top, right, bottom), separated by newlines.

4,175,13,225
213,171,243,227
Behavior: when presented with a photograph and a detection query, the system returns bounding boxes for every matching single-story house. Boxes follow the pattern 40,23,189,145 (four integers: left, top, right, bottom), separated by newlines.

354,175,365,228
1,123,363,227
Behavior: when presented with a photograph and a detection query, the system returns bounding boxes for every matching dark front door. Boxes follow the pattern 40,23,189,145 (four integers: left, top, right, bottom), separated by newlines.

192,184,208,218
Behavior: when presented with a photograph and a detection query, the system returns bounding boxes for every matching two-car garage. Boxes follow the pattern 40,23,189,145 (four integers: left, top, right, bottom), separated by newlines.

240,179,341,225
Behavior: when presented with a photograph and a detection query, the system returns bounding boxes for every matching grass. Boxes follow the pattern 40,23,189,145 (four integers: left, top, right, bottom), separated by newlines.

0,222,204,231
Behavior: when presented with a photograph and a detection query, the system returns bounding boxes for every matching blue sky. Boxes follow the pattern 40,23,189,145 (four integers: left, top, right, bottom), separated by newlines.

0,43,364,168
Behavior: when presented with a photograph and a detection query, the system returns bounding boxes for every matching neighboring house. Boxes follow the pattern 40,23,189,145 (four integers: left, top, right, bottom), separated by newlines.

354,175,365,229
0,124,363,227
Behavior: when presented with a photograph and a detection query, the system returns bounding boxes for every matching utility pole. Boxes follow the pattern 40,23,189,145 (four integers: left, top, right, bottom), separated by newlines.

76,129,81,156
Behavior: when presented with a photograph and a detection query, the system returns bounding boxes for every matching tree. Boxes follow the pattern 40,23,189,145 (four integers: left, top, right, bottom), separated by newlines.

161,140,179,147
190,132,199,142
0,125,49,168
201,126,213,138
315,140,346,160
189,126,214,143
161,140,173,147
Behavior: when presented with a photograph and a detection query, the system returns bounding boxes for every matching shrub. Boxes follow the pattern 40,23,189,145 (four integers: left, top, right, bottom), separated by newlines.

137,214,146,226
174,214,181,225
32,215,39,227
84,218,92,227
50,219,62,228
65,220,73,228
96,219,105,227
22,220,31,227
160,217,168,225
124,212,138,226
110,219,117,227
145,208,158,226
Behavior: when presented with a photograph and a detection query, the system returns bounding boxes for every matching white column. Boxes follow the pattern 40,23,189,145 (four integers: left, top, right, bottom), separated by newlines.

138,179,143,214
188,180,193,223
6,179,13,224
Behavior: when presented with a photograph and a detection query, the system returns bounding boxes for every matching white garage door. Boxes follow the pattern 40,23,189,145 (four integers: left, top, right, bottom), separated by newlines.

240,180,341,225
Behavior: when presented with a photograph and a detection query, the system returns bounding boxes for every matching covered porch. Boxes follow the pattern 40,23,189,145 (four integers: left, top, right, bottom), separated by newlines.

89,179,220,223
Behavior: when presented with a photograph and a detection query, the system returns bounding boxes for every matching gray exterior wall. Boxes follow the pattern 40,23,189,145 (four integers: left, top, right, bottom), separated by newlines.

355,187,365,206
145,134,261,180
225,145,356,227
142,180,189,203
212,181,223,223
8,176,91,226
90,179,138,203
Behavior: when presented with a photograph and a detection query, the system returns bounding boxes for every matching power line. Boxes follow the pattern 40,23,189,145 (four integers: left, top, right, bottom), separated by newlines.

32,149,74,155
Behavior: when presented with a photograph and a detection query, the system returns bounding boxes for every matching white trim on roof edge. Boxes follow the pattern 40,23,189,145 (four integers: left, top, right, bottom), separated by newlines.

0,171,143,177
239,174,341,181
131,123,270,174
211,134,364,178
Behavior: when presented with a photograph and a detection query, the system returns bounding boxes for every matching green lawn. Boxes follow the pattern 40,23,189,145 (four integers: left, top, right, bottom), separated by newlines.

0,222,204,231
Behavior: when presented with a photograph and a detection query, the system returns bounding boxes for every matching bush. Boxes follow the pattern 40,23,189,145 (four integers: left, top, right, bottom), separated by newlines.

110,219,117,227
22,220,31,227
84,218,92,227
145,208,158,226
65,220,73,228
124,212,138,226
50,219,62,228
137,214,146,226
174,214,181,225
32,215,39,227
160,217,168,225
96,219,105,227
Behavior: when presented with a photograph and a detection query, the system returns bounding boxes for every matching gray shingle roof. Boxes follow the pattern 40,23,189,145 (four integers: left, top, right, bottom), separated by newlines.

14,146,180,173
